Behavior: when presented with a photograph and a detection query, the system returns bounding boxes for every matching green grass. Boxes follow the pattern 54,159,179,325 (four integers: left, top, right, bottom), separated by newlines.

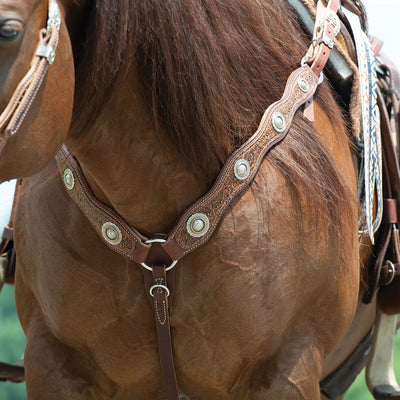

344,330,400,400
0,285,26,400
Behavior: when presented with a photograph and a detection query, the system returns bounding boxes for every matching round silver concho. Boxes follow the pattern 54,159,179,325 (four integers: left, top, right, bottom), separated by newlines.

47,0,61,33
272,112,286,133
297,77,310,93
186,213,210,238
47,48,56,64
63,168,75,190
234,159,251,180
101,222,122,245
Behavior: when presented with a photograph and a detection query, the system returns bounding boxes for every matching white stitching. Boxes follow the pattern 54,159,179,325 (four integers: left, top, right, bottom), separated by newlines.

154,299,167,325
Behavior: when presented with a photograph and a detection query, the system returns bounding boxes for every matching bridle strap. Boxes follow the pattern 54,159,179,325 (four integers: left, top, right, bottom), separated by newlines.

143,266,179,400
310,0,340,77
0,0,61,147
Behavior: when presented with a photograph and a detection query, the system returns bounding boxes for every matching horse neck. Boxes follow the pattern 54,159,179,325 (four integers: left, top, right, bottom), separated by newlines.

66,70,210,235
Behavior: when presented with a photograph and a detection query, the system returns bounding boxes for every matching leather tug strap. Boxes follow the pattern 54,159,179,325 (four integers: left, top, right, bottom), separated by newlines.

143,265,179,399
55,1,339,398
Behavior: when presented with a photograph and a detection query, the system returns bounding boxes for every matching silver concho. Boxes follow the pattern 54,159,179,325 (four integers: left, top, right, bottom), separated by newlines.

234,159,251,180
101,222,122,245
36,45,56,64
63,168,75,190
298,77,310,93
272,112,286,133
320,8,340,37
186,213,210,237
47,0,61,33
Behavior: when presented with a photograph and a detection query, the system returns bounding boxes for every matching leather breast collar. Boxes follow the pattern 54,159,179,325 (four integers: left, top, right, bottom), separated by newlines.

55,1,340,399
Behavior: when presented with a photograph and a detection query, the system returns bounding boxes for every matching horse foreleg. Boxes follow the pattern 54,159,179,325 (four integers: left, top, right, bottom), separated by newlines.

23,326,116,400
235,338,325,400
15,277,115,400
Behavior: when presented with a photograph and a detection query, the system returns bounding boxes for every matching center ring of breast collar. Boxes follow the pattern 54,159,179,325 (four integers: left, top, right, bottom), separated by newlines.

140,238,178,271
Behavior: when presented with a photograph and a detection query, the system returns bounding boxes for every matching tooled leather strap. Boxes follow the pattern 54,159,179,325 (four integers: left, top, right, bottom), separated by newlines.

0,0,61,148
162,65,319,260
302,0,340,76
55,1,340,266
55,147,152,263
56,65,320,264
310,0,340,78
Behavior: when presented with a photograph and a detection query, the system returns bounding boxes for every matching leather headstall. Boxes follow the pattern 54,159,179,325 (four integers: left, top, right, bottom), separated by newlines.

55,1,340,398
0,0,61,151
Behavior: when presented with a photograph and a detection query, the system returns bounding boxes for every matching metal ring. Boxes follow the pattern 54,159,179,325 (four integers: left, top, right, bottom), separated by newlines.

382,260,396,286
140,238,177,271
140,260,178,272
47,0,61,33
149,284,170,297
144,239,166,244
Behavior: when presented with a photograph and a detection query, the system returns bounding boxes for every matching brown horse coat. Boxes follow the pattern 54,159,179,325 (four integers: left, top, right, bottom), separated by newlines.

0,0,361,398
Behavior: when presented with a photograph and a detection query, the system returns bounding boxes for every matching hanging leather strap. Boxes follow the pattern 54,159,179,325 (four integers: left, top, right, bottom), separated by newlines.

143,266,179,400
310,0,340,78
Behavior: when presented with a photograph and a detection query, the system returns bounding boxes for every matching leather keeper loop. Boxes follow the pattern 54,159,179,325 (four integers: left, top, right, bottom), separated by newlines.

383,199,398,224
1,226,13,241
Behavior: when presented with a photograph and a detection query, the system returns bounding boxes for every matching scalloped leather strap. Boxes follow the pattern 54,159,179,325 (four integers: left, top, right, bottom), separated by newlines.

163,65,318,260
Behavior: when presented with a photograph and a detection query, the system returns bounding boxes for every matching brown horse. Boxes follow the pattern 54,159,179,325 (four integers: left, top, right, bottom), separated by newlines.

1,0,366,399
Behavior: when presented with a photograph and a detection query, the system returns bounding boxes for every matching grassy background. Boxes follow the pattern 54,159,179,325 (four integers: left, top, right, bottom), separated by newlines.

0,285,26,400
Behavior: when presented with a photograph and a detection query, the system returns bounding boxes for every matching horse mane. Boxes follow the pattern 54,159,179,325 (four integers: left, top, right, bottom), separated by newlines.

71,0,356,228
